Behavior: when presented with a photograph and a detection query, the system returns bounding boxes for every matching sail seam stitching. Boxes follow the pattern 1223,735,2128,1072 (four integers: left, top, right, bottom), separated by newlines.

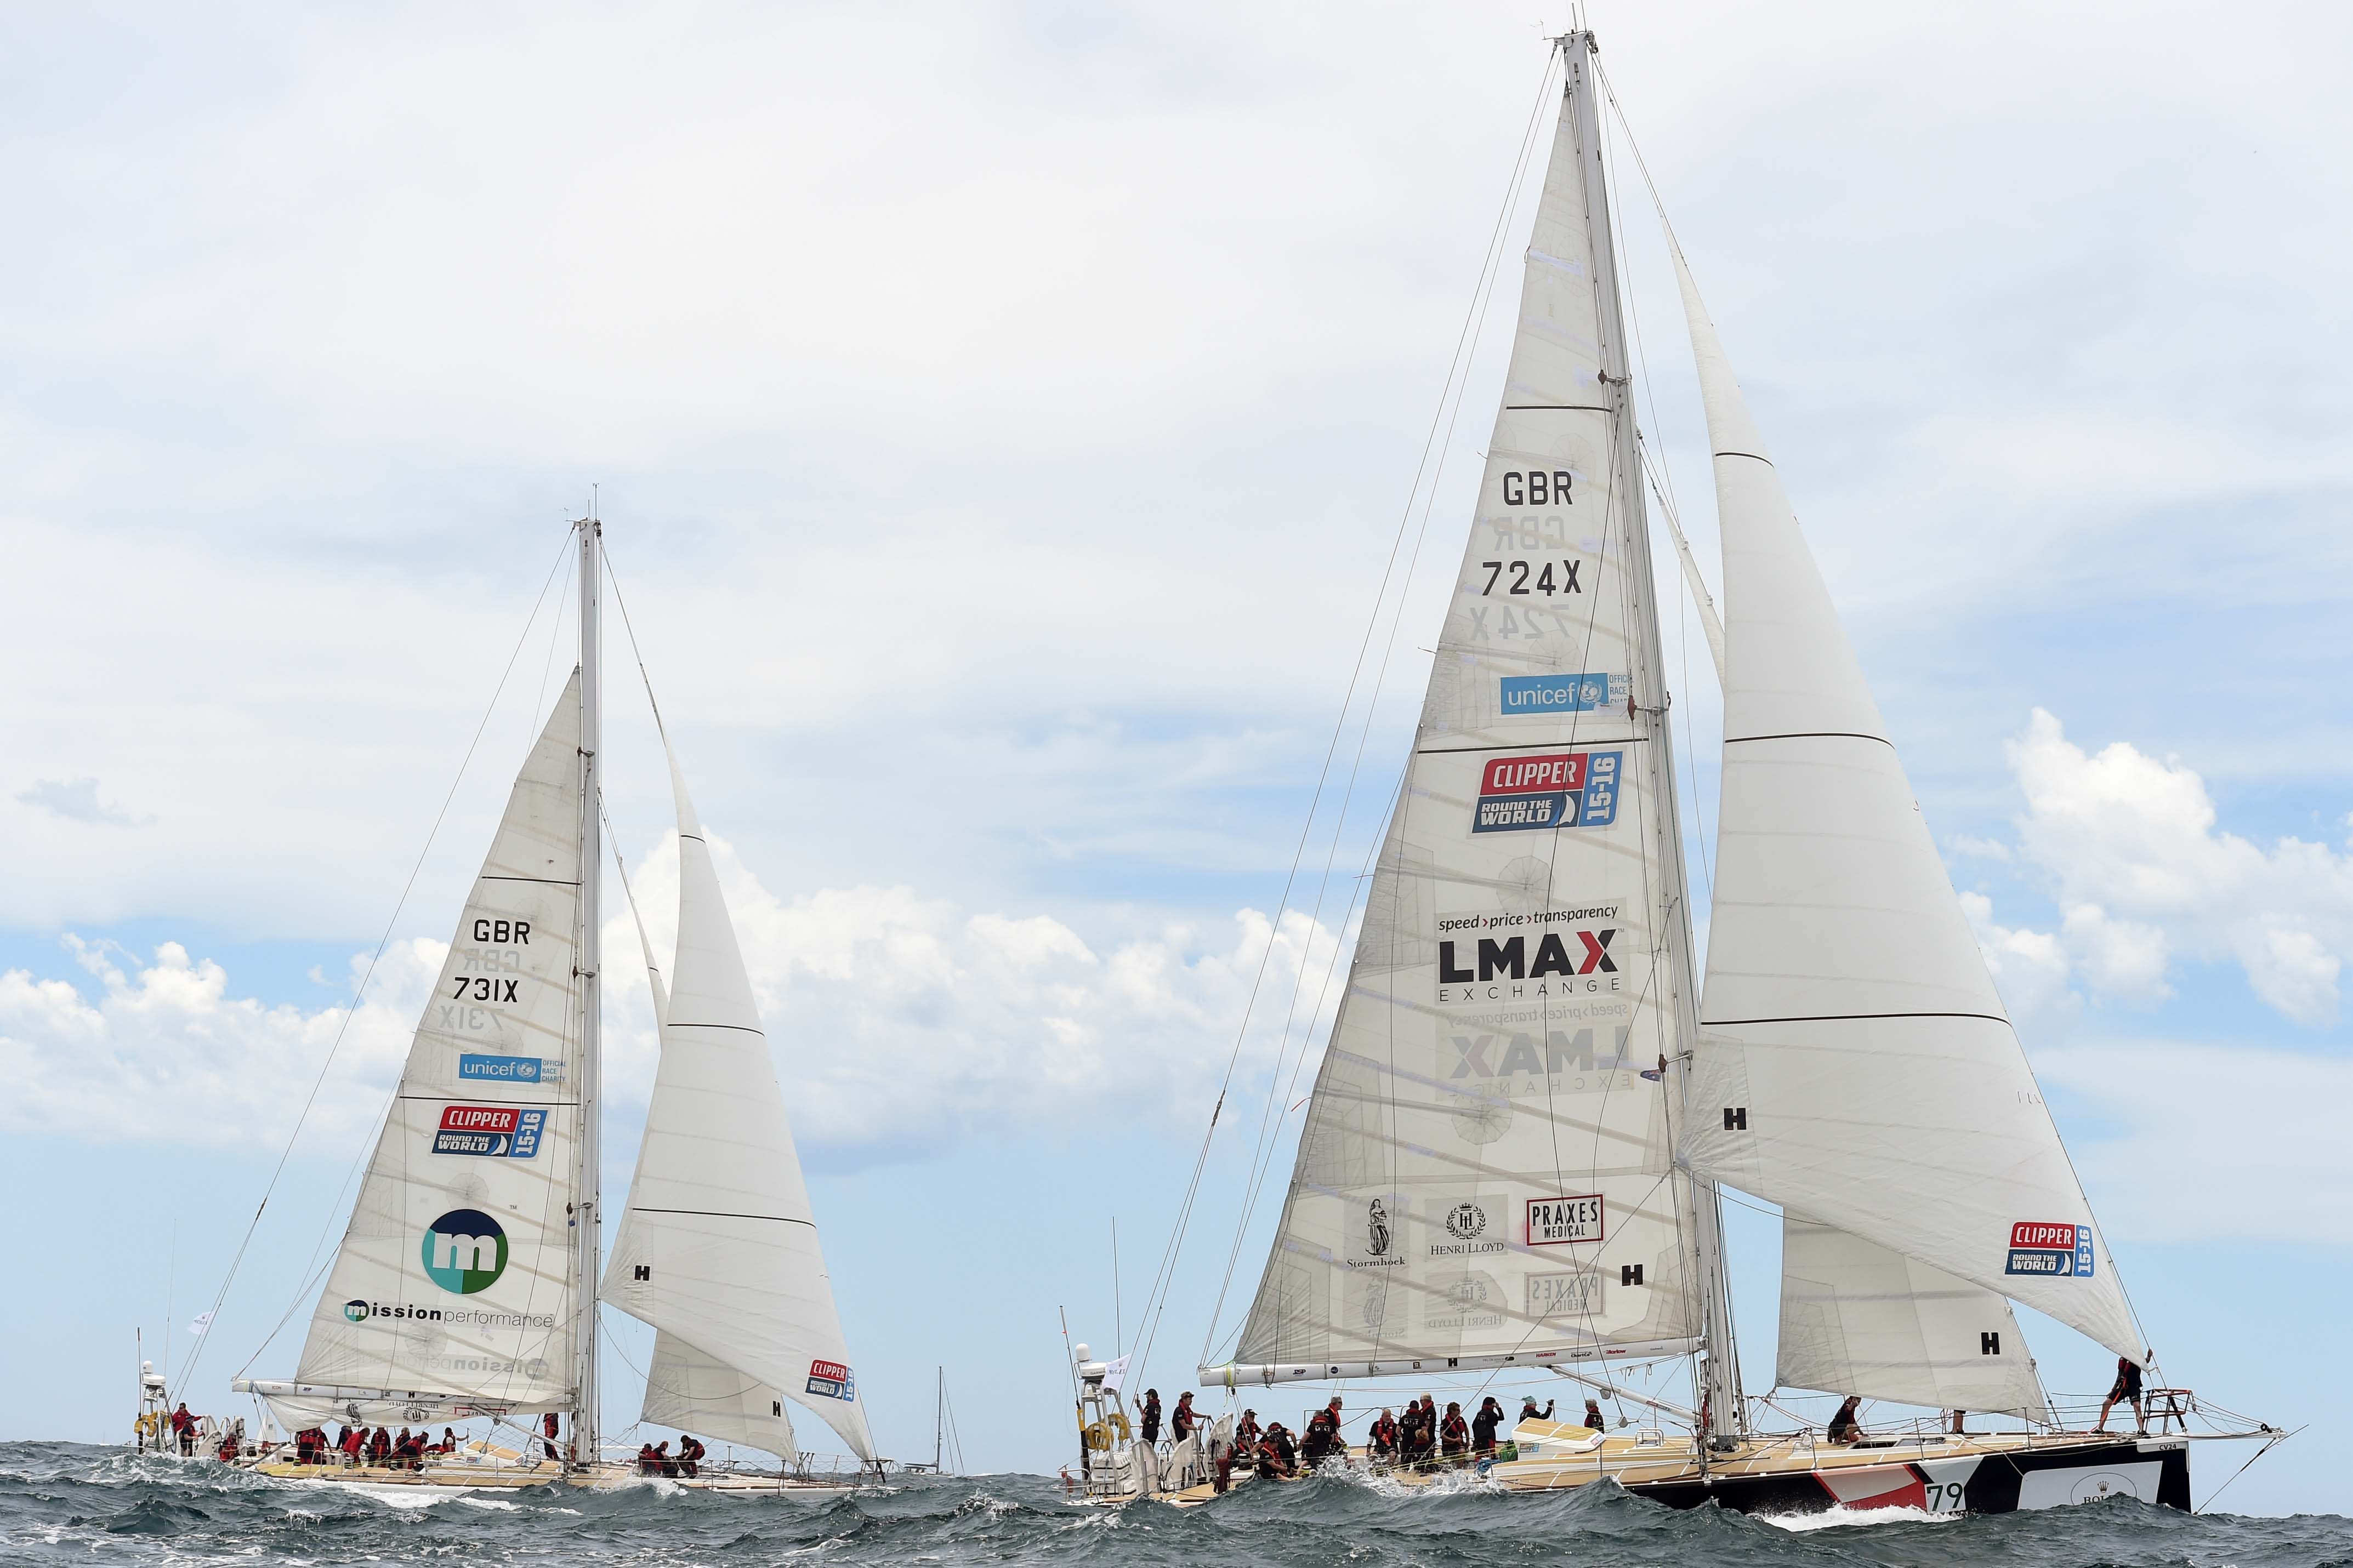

1503,402,1612,412
1713,449,1775,465
628,1208,814,1225
478,874,583,886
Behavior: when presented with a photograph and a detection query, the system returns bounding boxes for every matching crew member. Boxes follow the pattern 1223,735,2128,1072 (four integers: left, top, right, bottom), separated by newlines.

439,1428,460,1454
1583,1398,1605,1432
1826,1396,1863,1445
1255,1422,1297,1479
1517,1396,1554,1424
1234,1410,1261,1453
1439,1401,1470,1459
2095,1356,2146,1436
216,1429,241,1463
1138,1390,1162,1446
638,1441,661,1474
1301,1396,1343,1467
368,1427,392,1466
170,1403,197,1456
1368,1407,1399,1462
1471,1396,1504,1455
678,1435,706,1477
1170,1392,1203,1445
542,1411,562,1464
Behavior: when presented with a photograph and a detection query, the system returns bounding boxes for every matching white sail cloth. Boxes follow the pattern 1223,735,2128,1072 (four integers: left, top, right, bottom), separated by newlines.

1224,82,1702,1378
605,751,875,1461
641,1331,799,1460
1778,1216,2046,1418
283,675,587,1419
1670,250,2145,1365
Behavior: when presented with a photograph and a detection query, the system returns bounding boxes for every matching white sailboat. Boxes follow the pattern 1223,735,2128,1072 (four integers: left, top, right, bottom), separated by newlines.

1064,31,2275,1516
224,515,883,1492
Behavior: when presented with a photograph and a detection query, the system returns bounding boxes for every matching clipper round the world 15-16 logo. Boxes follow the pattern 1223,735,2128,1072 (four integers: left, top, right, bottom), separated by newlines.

1471,749,1623,833
420,1208,509,1295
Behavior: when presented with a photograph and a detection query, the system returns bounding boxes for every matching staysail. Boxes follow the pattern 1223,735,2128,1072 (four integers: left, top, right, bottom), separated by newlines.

641,1331,800,1459
1669,249,2146,1366
604,749,875,1461
254,675,587,1426
1208,70,1709,1388
1777,1215,2045,1418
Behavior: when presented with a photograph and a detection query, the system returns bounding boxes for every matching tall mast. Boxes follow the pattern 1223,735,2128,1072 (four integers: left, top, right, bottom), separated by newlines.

1562,30,1743,1443
573,506,605,1463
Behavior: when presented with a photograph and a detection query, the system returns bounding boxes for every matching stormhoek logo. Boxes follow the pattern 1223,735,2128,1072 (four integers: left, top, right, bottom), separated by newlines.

420,1208,509,1295
1499,672,1627,715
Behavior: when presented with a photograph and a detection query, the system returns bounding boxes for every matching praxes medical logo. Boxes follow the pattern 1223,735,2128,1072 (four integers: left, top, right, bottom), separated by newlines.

1472,750,1622,834
806,1359,856,1402
432,1104,545,1159
2005,1221,2095,1279
420,1208,510,1295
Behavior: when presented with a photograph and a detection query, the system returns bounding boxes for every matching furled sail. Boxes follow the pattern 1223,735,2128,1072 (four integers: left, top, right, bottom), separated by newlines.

1208,79,1706,1387
254,675,587,1427
1669,249,2146,1365
1778,1216,2045,1418
604,750,874,1461
641,1331,799,1460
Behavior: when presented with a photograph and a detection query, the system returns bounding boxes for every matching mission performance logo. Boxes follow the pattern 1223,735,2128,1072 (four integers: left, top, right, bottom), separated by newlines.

421,1208,510,1295
1472,750,1622,833
2004,1221,2095,1279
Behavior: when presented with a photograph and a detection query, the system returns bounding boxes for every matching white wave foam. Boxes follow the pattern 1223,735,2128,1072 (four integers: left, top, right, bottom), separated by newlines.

1761,1503,1957,1532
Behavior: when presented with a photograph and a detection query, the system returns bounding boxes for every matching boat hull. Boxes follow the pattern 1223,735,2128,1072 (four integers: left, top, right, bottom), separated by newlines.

1616,1435,2189,1515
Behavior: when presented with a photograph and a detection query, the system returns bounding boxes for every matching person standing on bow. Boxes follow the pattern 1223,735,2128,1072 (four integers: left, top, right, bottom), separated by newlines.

2095,1356,2146,1436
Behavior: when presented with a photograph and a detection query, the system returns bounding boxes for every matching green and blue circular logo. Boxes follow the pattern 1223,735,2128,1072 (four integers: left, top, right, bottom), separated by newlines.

343,1299,371,1323
420,1208,509,1295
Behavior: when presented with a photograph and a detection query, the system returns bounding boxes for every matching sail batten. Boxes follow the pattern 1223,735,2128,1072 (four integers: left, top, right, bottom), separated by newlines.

1672,247,2146,1366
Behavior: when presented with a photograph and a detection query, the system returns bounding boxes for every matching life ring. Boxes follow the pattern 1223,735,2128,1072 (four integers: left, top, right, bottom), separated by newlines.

1109,1411,1131,1440
1082,1421,1113,1451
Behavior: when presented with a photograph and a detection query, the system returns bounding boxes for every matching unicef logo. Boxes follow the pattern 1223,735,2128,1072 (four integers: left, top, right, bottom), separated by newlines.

1445,1202,1488,1241
420,1208,509,1295
343,1299,370,1324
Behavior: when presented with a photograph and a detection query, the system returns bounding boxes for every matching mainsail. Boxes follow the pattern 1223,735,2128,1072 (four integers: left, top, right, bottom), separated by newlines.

261,675,588,1426
1670,248,2147,1366
1210,67,1712,1387
604,750,874,1461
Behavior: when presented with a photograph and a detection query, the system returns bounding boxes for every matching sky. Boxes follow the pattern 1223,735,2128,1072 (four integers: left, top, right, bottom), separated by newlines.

2,0,2349,1517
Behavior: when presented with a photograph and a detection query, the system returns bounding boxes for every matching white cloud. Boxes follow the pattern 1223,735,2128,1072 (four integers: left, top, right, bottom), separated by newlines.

1,839,1346,1161
0,937,425,1149
2004,709,2353,1024
1958,891,2075,1023
2038,1041,2353,1245
16,778,141,826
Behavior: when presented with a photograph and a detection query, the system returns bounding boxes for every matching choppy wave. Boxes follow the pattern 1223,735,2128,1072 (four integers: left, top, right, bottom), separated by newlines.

4,1440,2346,1567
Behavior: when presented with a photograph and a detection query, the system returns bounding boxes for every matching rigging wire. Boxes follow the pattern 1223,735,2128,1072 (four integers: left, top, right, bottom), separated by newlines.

188,526,579,1393
1125,44,1568,1395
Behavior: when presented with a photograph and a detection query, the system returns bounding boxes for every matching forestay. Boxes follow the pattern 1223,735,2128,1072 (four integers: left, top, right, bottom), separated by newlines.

1215,80,1704,1383
279,675,587,1423
1669,249,2145,1365
604,750,875,1461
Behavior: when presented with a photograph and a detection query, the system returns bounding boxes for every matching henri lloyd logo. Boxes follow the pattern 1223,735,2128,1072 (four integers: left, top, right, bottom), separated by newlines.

1499,672,1628,716
432,1104,546,1159
420,1209,510,1295
1472,749,1622,834
1430,1201,1503,1259
805,1359,856,1402
2005,1220,2096,1279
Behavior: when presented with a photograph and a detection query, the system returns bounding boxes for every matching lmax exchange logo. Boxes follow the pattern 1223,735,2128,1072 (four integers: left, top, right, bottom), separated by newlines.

420,1208,510,1295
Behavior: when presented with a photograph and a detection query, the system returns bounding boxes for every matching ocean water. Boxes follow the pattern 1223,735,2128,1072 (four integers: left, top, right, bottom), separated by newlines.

4,1441,2348,1567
